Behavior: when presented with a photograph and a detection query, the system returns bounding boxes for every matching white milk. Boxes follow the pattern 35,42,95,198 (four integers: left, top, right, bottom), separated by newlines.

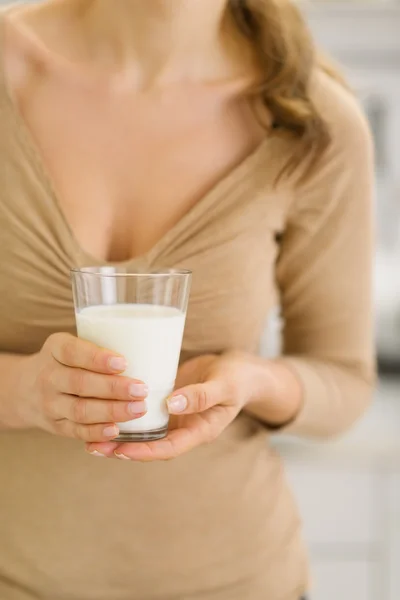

76,304,186,433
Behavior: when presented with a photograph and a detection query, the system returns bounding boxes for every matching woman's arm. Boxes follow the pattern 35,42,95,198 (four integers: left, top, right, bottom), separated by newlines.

246,77,376,438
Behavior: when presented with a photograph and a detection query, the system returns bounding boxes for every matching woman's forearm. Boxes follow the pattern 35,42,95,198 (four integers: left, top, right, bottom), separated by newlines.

0,353,31,430
244,357,303,428
244,354,374,437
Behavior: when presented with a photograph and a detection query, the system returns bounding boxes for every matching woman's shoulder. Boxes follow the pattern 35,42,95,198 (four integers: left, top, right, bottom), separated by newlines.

311,68,372,152
285,69,375,218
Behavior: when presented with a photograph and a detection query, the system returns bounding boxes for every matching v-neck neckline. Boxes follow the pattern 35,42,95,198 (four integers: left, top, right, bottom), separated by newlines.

0,5,273,268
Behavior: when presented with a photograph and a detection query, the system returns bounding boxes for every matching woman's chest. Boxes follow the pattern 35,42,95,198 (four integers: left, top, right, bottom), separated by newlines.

18,77,266,262
0,156,286,356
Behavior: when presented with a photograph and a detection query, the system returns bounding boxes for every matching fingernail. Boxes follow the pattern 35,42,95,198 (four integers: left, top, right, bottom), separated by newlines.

129,383,149,398
87,450,106,458
103,425,119,438
115,452,130,461
167,395,187,414
128,401,146,415
109,357,127,372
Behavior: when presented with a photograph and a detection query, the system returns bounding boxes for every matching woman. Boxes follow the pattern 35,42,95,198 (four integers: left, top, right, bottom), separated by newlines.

0,0,374,599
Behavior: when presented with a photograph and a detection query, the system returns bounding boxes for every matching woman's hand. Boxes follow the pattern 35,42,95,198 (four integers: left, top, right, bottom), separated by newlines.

86,351,298,461
14,333,148,441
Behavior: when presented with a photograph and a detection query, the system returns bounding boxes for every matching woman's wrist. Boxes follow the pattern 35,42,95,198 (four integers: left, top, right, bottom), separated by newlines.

243,356,303,428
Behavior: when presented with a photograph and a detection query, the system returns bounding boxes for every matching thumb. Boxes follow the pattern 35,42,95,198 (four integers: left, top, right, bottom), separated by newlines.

167,381,223,415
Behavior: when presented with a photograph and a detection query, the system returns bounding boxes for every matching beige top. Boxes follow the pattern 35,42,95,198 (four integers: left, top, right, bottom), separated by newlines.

0,20,375,599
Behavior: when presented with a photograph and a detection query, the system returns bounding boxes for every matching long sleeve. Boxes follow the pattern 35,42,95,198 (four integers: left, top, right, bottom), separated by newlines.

276,77,376,438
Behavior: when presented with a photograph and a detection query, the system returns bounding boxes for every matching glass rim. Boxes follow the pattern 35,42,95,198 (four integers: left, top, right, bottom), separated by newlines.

70,267,192,279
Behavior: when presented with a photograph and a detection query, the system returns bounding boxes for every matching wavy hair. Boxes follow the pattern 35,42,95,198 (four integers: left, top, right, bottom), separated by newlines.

229,0,347,180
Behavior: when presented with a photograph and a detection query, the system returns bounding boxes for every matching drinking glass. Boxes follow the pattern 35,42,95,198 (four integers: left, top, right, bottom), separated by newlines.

71,267,192,442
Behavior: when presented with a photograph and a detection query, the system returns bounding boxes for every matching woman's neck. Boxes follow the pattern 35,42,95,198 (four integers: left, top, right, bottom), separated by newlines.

81,0,252,86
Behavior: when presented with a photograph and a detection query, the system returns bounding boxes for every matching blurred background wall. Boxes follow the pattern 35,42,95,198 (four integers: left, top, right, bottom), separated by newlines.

1,1,399,599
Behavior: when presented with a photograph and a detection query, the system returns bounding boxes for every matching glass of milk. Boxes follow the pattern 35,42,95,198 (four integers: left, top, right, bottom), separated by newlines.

70,267,192,442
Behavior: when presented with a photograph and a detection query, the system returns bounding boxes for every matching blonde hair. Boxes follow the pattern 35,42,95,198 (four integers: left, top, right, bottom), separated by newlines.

229,0,348,180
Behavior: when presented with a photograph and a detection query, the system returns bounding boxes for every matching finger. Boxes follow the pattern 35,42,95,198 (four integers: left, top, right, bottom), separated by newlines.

51,364,148,400
84,418,184,459
53,419,120,442
175,354,217,388
51,393,147,424
85,441,120,458
166,381,224,416
46,333,128,374
85,414,207,460
111,408,230,462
